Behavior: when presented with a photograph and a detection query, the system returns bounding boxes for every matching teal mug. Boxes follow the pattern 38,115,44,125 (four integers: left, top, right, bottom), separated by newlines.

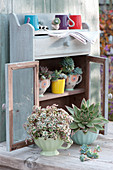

24,15,39,30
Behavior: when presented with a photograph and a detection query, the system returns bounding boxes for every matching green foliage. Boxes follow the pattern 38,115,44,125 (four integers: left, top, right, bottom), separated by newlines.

60,57,83,76
60,57,75,74
66,98,109,134
39,66,51,80
51,70,67,81
72,67,83,75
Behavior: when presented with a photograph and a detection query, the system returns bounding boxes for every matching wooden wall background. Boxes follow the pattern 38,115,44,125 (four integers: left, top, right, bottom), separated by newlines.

0,0,99,142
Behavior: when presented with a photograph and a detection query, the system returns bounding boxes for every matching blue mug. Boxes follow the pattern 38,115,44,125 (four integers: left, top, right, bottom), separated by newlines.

24,15,39,30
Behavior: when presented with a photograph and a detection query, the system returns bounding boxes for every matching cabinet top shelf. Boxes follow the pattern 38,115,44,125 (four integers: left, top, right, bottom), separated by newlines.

34,29,88,36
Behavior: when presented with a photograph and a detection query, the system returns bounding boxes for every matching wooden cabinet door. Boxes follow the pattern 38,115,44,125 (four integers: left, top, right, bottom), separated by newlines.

86,56,109,135
5,61,39,151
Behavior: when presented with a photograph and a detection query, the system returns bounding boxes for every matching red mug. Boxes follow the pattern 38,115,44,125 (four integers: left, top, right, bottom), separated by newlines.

69,15,82,29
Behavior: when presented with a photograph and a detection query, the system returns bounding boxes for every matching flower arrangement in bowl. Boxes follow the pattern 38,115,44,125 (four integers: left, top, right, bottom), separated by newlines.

66,98,109,145
51,70,67,94
24,104,73,156
39,66,51,97
60,57,83,91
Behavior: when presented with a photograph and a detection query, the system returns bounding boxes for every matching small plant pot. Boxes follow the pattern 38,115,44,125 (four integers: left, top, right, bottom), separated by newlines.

34,137,72,156
51,79,65,94
71,130,99,145
39,79,50,97
66,74,82,91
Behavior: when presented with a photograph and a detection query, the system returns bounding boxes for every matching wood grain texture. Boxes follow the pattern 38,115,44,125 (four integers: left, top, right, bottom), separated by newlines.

0,121,113,170
5,61,39,151
0,0,12,142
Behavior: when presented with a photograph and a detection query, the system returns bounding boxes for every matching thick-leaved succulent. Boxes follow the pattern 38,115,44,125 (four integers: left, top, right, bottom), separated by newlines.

24,104,73,143
66,98,109,134
39,66,51,80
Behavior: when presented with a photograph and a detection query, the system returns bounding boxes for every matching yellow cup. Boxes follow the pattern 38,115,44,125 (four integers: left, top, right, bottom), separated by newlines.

51,79,65,94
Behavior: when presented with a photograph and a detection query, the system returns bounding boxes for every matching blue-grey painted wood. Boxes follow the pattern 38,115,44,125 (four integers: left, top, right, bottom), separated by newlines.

10,13,91,61
9,13,34,62
0,13,9,142
104,58,109,135
0,0,106,143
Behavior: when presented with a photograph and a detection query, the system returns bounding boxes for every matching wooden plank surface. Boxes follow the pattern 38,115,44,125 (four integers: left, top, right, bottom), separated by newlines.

0,122,113,170
39,88,85,102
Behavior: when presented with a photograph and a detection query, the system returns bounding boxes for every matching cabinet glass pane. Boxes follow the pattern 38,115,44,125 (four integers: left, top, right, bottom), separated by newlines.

90,62,101,104
13,68,33,143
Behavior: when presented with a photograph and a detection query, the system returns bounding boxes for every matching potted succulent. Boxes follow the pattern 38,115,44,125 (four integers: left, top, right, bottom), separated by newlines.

39,66,51,97
60,57,83,91
51,70,67,94
24,104,73,156
66,98,109,145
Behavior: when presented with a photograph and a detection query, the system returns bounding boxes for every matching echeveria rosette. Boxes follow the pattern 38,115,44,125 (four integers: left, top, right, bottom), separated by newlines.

24,104,73,144
60,57,75,74
66,98,109,134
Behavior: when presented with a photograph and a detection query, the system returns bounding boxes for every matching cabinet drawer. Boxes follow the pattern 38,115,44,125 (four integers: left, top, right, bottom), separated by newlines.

34,35,91,59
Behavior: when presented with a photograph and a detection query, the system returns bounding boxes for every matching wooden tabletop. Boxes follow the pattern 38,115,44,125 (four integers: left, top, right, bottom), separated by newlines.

0,122,113,170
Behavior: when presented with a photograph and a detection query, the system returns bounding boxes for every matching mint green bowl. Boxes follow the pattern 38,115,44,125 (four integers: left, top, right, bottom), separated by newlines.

34,137,72,156
71,130,99,145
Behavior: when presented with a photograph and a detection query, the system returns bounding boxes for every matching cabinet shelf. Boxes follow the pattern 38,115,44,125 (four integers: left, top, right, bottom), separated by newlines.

39,88,85,102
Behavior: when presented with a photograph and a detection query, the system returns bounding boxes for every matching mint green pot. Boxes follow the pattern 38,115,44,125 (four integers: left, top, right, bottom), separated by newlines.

34,137,72,156
71,130,99,145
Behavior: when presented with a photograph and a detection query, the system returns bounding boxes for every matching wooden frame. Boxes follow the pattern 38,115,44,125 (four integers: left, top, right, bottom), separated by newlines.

5,61,39,151
86,56,109,135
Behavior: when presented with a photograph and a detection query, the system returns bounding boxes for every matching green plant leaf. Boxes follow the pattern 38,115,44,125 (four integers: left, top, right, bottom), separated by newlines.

99,117,109,123
73,118,80,123
94,103,99,112
90,118,103,124
70,122,78,129
81,98,87,109
86,99,90,108
86,122,94,128
88,127,97,133
72,104,80,116
78,123,85,129
94,124,104,130
89,104,94,112
65,106,74,116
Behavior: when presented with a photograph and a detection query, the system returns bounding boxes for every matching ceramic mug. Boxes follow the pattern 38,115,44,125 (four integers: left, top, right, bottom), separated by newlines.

69,15,82,29
66,74,82,91
24,15,39,30
55,15,75,30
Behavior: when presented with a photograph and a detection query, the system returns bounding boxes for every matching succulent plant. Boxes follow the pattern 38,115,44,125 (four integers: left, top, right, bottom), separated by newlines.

66,98,109,134
94,145,101,152
39,66,51,80
24,104,73,144
60,57,75,74
80,144,90,154
51,70,67,81
60,57,83,76
80,154,90,162
72,67,83,75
